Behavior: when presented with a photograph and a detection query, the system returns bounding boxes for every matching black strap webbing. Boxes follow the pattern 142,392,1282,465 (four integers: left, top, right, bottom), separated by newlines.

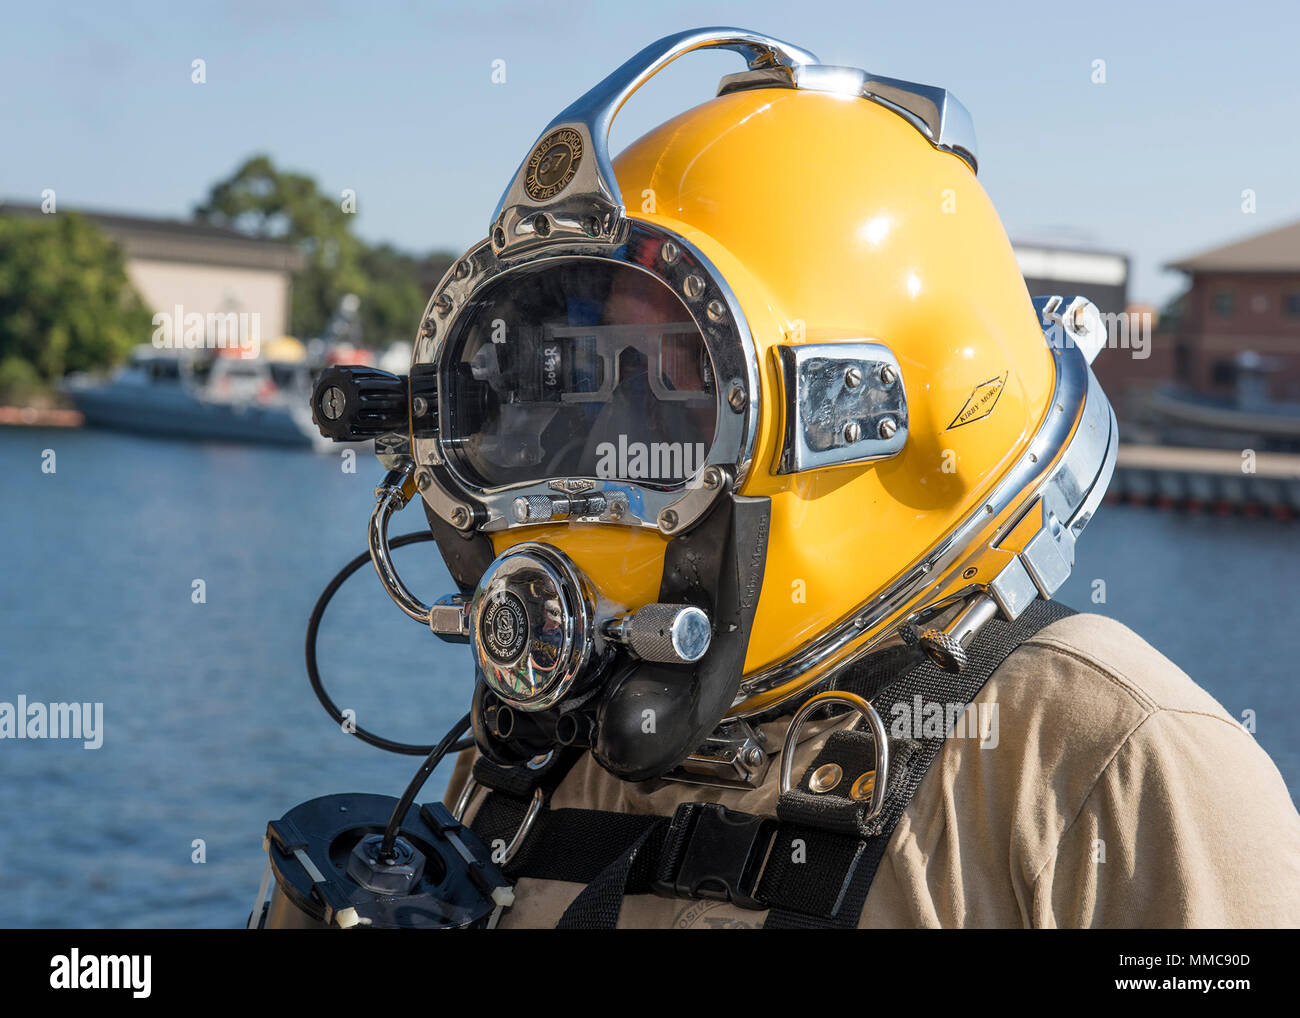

762,597,1076,928
479,803,665,883
555,820,670,929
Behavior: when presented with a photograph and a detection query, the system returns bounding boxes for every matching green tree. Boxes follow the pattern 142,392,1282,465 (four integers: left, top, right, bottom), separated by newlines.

195,155,457,345
196,155,366,339
357,243,425,344
359,244,458,345
0,213,152,387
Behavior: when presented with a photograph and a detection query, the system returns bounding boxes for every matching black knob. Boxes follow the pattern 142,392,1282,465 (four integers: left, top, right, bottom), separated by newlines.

311,366,409,442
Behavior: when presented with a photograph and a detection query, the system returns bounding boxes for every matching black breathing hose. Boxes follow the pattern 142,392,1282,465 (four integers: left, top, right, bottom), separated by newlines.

305,531,474,755
379,711,473,860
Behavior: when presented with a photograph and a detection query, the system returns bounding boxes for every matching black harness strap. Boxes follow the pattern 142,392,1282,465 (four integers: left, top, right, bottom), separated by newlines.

464,748,586,872
555,821,671,929
467,747,671,883
471,748,579,798
486,806,664,883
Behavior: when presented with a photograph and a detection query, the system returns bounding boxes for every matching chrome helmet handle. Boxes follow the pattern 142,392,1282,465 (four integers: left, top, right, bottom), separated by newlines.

489,28,819,252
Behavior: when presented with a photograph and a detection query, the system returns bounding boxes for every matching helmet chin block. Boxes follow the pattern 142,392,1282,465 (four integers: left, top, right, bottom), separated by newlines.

593,494,769,782
463,494,770,781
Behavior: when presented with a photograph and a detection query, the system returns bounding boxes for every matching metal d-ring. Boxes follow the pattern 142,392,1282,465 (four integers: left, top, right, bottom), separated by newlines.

451,774,483,822
451,776,544,866
779,691,890,822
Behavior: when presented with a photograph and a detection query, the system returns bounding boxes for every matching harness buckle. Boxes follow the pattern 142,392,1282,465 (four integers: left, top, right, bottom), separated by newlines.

652,802,777,911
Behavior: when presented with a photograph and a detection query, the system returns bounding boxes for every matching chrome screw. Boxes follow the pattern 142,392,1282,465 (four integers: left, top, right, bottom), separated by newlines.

454,260,471,279
844,421,862,443
706,299,726,322
658,508,679,532
433,294,452,316
845,366,863,388
880,364,898,386
727,382,747,413
682,274,705,299
320,386,346,420
702,465,723,489
414,469,432,491
878,417,898,440
412,396,428,417
745,746,766,767
660,240,680,265
450,506,471,529
419,318,436,338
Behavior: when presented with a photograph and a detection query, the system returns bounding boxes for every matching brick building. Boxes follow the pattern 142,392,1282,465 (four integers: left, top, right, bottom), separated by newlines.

1014,242,1129,317
1165,219,1300,404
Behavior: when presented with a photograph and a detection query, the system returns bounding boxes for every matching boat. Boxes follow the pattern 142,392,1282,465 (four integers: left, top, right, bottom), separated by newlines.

61,346,321,448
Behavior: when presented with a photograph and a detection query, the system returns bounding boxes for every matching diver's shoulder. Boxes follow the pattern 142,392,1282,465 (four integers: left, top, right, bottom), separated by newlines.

1003,610,1234,723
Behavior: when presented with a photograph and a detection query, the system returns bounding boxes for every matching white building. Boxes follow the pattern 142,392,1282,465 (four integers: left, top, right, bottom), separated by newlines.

3,203,305,340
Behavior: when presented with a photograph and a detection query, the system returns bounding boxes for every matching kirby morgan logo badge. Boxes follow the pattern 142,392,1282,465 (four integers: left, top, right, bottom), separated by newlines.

524,127,584,202
946,372,1008,430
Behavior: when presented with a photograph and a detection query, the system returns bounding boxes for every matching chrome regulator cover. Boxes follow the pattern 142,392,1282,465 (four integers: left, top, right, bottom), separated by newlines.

469,543,595,712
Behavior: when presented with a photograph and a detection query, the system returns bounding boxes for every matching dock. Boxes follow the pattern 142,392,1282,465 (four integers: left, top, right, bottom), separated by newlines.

1110,444,1300,519
0,405,83,428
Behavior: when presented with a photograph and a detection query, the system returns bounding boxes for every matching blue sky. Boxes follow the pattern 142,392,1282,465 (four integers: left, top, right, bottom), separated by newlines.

3,0,1297,306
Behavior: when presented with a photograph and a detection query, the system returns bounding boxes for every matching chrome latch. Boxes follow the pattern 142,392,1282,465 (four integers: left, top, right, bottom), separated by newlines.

1037,295,1106,366
669,719,771,788
985,299,1119,621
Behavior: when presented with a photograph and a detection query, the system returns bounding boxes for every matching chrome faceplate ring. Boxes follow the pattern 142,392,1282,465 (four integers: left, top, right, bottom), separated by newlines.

410,221,760,537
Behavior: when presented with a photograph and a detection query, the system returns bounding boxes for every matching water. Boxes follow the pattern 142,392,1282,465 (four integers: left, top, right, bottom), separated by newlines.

0,428,1296,928
0,428,474,928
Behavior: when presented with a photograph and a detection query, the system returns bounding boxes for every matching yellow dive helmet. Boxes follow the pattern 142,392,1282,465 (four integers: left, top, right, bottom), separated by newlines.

311,27,1117,784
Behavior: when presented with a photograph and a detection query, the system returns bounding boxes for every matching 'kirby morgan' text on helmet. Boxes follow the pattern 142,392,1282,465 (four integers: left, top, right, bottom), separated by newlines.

310,27,1117,787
